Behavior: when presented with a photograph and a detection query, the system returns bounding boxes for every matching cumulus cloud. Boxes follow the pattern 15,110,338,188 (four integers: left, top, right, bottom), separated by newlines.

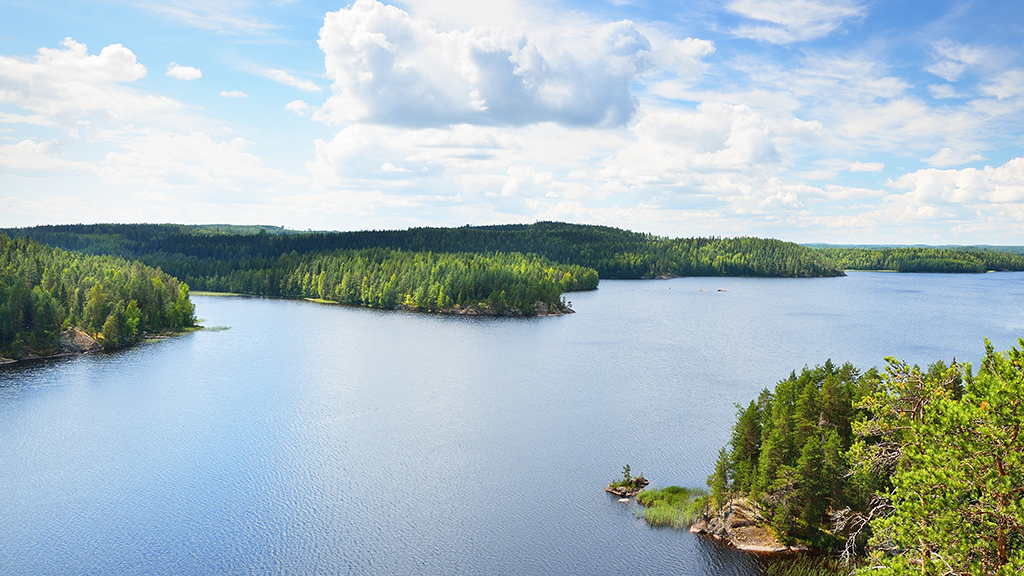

314,0,652,127
219,90,247,98
727,0,866,44
285,99,315,116
98,129,308,191
848,161,883,172
602,102,821,186
0,139,93,171
0,37,180,128
258,68,321,92
922,147,984,168
653,38,715,78
166,62,202,80
889,156,1024,206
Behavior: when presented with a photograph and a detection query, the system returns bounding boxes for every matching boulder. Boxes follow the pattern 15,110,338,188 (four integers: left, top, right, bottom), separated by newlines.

689,497,800,553
59,328,101,353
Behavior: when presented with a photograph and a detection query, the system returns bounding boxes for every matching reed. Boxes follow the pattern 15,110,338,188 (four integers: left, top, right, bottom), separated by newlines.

635,486,706,528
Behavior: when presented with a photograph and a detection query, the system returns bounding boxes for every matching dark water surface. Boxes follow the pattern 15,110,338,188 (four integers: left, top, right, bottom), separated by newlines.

2,272,1023,575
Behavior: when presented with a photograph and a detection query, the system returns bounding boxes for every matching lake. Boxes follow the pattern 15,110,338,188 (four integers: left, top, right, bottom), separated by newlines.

2,272,1023,575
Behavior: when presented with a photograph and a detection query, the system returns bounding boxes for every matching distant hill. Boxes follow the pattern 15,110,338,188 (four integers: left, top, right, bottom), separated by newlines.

809,245,1024,273
2,222,845,280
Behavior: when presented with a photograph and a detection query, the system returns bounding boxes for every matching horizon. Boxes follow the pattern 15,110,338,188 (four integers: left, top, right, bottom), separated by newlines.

2,1,1023,244
7,220,1024,250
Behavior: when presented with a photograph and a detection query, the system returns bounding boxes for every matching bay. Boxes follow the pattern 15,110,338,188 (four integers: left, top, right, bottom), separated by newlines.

1,271,1022,575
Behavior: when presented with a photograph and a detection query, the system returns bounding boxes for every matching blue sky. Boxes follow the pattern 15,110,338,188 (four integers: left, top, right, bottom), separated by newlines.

1,0,1023,243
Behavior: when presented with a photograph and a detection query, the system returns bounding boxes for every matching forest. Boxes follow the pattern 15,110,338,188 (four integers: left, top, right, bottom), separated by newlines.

0,222,847,280
193,248,598,315
0,233,196,359
705,341,1024,575
817,246,1024,273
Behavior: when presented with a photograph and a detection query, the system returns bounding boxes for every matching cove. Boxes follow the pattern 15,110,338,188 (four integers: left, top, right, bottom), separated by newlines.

1,272,1022,575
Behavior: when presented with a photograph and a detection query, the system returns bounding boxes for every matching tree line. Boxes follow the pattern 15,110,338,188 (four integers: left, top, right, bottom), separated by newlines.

818,246,1024,273
1,222,847,280
706,342,1023,574
193,248,598,315
0,233,196,358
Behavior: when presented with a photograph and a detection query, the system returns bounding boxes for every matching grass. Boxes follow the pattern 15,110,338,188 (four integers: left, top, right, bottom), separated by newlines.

762,556,858,576
635,486,707,528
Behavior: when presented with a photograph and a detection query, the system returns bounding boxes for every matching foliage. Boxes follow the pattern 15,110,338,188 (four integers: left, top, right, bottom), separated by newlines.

2,222,846,280
763,556,856,576
852,341,1024,575
708,341,1024,574
0,233,195,358
195,248,597,315
817,247,1024,273
636,486,707,528
708,361,870,547
609,464,649,491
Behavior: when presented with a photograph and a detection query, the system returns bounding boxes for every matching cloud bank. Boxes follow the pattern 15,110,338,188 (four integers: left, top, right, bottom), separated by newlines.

314,0,654,127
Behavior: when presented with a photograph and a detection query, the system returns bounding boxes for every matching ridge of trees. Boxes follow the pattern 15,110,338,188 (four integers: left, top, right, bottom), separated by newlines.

0,222,846,280
0,233,196,359
195,248,598,315
706,342,1024,574
818,246,1024,273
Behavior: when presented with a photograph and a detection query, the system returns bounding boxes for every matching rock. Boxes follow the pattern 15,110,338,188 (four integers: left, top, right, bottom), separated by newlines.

59,328,101,353
689,497,798,553
605,476,650,498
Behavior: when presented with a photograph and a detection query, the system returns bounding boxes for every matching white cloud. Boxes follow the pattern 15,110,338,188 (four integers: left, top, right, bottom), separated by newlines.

501,166,554,197
889,156,1024,206
141,1,277,35
925,39,987,82
727,0,866,44
653,38,715,79
97,129,307,192
982,69,1024,100
601,102,821,187
0,139,93,171
259,68,321,92
0,38,180,128
166,62,202,80
0,112,57,127
928,84,962,99
314,0,652,127
848,161,883,172
922,147,984,168
285,99,315,116
219,90,247,98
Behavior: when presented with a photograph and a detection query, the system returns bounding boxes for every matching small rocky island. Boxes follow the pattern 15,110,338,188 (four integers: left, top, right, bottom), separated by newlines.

604,465,649,497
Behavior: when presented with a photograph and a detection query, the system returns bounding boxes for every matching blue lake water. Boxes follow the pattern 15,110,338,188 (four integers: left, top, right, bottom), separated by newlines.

2,272,1023,575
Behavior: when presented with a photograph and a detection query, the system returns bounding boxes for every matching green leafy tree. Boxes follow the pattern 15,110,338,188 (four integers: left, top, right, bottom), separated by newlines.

859,340,1024,575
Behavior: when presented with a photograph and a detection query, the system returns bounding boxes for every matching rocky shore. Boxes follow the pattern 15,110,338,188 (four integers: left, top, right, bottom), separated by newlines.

605,476,649,498
689,498,808,553
433,300,574,317
1,328,101,365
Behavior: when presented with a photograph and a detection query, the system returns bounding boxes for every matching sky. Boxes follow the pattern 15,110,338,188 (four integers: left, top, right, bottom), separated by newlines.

1,0,1023,243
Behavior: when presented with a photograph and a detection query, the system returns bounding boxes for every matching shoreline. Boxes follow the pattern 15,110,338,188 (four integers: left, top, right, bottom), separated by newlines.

1,327,198,367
